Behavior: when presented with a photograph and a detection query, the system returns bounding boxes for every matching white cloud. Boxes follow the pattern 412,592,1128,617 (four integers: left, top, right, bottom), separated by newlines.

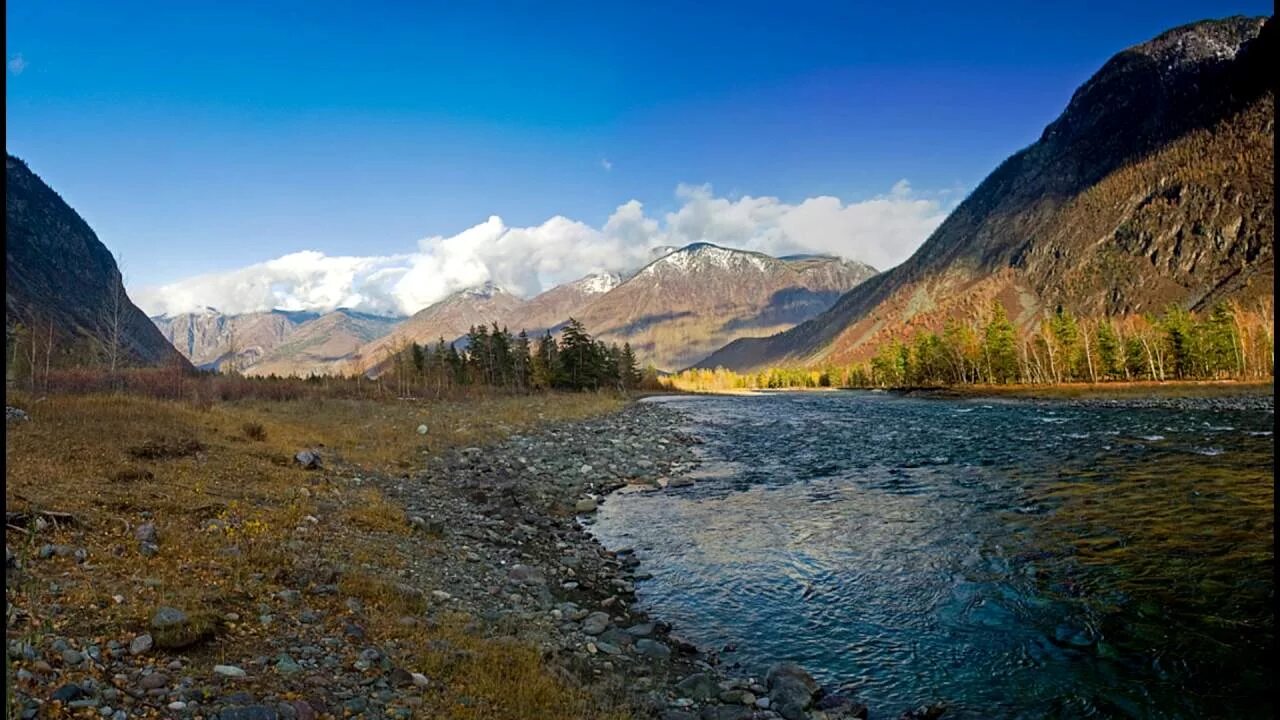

7,54,27,75
133,181,956,317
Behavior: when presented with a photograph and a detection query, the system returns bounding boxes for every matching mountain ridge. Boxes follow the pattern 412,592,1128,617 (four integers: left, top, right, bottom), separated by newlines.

699,15,1275,372
6,154,191,370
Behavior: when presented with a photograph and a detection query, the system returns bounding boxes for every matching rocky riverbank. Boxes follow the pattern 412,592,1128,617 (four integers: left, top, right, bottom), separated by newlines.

7,398,881,720
374,399,878,720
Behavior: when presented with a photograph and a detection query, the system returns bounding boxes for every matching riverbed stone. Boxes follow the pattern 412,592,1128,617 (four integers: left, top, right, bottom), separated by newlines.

220,706,277,720
675,673,720,701
581,611,611,635
635,638,671,659
767,662,819,719
699,707,752,720
128,634,153,655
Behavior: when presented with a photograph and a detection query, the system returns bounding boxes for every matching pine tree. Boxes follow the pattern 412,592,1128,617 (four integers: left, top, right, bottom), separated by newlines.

1049,306,1081,381
558,318,597,390
533,331,558,389
983,301,1019,383
619,342,641,389
513,330,532,391
1095,319,1122,379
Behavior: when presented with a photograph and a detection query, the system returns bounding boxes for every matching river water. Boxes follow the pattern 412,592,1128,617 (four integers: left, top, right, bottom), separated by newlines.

591,391,1274,719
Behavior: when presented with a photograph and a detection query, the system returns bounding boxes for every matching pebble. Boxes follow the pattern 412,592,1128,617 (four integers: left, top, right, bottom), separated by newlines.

129,634,153,655
275,654,302,675
213,664,247,678
221,705,278,720
51,684,86,703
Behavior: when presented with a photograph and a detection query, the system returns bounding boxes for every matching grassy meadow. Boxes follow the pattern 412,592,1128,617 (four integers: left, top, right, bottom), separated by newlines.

5,386,629,719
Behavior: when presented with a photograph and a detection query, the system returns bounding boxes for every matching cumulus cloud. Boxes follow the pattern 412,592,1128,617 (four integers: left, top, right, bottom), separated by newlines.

7,54,27,75
134,181,956,317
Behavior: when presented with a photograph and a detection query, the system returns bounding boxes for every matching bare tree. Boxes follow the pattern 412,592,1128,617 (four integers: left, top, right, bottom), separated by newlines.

43,320,54,392
223,323,241,375
1259,297,1274,378
104,254,128,374
8,324,24,389
27,318,39,392
1080,319,1097,384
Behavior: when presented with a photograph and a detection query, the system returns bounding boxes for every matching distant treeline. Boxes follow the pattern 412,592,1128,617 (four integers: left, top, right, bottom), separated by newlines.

665,299,1275,391
6,317,658,401
380,318,657,396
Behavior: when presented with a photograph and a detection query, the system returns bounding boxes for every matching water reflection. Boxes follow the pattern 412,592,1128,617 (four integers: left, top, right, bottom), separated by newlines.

596,392,1274,718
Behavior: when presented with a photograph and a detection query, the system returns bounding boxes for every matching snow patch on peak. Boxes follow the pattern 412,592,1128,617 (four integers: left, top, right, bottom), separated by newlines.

459,281,506,299
648,245,678,262
641,243,773,276
573,272,621,294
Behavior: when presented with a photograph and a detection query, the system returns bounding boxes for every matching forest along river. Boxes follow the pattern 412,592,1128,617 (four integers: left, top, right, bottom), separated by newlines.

590,391,1274,719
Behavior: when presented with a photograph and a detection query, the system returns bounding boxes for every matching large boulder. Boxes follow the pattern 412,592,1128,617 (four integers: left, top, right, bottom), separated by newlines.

674,672,720,701
767,662,820,720
294,450,322,470
150,606,218,649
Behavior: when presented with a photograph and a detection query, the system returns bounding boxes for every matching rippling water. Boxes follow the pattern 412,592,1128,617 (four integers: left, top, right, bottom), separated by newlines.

591,391,1274,719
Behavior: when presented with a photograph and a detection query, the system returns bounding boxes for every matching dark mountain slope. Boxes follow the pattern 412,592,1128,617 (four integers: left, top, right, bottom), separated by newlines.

701,16,1274,371
5,155,190,369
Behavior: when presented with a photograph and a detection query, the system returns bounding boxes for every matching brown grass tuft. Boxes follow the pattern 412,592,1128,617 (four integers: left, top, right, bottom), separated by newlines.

241,421,267,441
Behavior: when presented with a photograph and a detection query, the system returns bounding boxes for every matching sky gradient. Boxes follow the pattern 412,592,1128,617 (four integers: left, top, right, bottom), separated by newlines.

6,1,1272,313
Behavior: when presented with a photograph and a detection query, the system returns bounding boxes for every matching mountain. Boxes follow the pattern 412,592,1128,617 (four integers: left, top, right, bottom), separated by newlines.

505,272,622,336
701,16,1275,372
350,281,525,371
244,309,402,377
573,242,878,371
5,155,190,369
152,308,319,371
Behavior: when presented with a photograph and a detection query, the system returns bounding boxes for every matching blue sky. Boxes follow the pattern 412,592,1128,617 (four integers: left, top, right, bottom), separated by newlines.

6,1,1271,313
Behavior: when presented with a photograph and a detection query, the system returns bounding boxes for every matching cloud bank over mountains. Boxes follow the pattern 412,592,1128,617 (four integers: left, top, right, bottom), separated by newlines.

134,181,956,317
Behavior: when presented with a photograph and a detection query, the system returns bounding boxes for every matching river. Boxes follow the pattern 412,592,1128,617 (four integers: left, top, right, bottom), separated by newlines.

591,391,1274,719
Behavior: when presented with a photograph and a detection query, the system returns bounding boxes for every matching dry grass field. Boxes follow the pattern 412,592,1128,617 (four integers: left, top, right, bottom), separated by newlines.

5,390,628,719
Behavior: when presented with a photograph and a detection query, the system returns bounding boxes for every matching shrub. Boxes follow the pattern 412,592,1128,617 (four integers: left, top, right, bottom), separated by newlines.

241,421,267,441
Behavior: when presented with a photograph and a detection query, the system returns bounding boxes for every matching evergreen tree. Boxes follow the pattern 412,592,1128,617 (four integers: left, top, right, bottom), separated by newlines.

1160,306,1195,379
558,318,598,389
533,331,558,389
618,342,641,389
411,342,426,375
513,330,533,391
1206,303,1240,377
983,301,1019,383
489,323,512,388
1049,306,1081,381
1095,319,1122,379
446,342,465,385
